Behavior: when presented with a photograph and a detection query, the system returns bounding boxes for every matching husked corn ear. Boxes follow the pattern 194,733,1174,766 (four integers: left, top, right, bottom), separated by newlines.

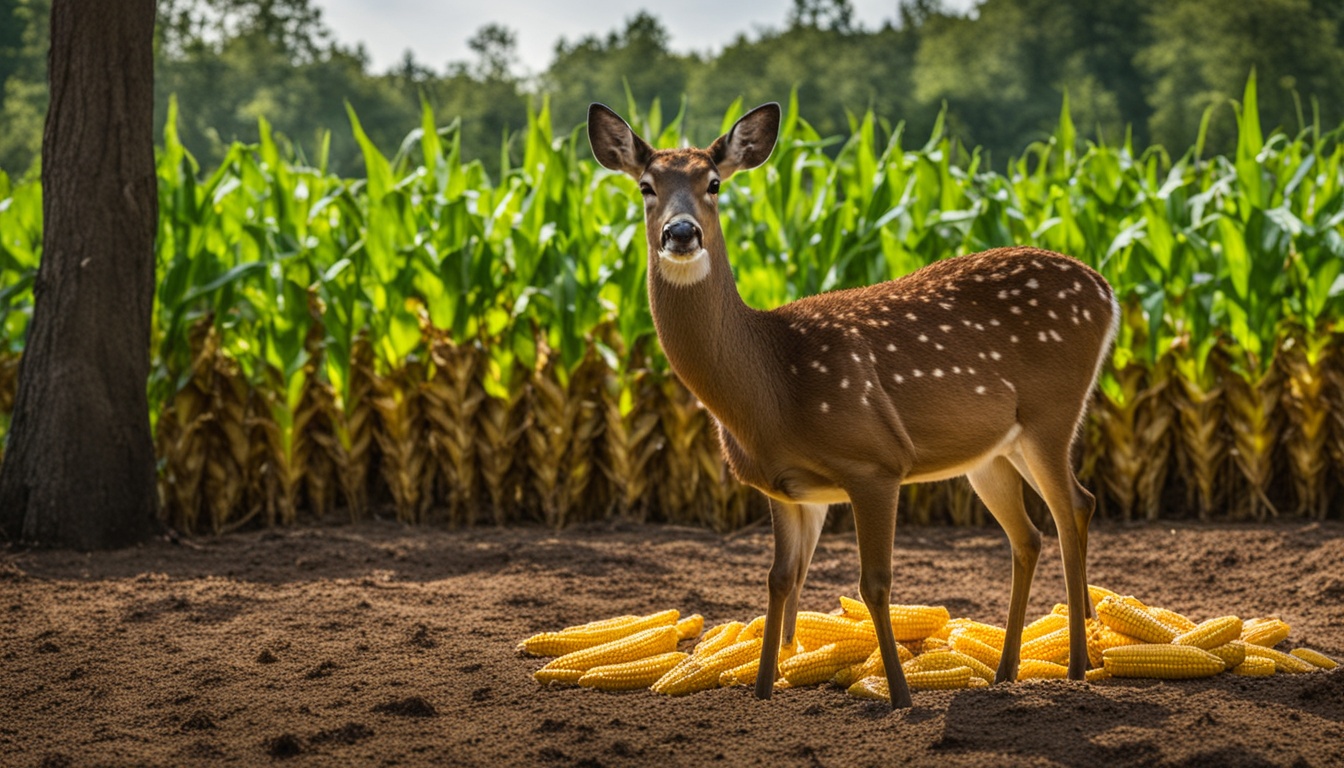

676,614,704,640
1022,613,1069,644
1174,616,1242,650
922,637,951,653
578,652,688,691
907,666,974,690
833,661,864,687
700,621,731,643
1290,648,1338,670
851,644,913,682
1088,585,1121,610
534,668,586,686
795,612,877,649
1017,660,1069,680
1086,618,1144,668
906,650,994,683
967,677,990,688
519,609,679,656
1052,603,1069,615
1102,644,1224,679
838,597,950,641
1096,597,1179,644
1233,657,1276,676
950,631,1002,668
1085,667,1112,682
719,658,760,687
739,616,765,640
694,621,744,657
1242,644,1318,674
656,638,764,695
1147,607,1197,633
780,639,876,686
535,626,680,684
1020,627,1072,664
934,618,1006,649
1207,640,1248,670
1242,617,1291,648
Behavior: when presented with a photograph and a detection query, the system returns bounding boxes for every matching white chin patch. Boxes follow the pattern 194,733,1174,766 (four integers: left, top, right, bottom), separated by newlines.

657,248,711,286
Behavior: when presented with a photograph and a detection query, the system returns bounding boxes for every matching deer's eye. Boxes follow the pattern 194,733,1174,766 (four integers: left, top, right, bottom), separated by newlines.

640,183,654,197
708,179,721,195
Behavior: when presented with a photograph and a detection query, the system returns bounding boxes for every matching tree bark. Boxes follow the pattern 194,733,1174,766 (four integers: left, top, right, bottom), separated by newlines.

0,0,159,548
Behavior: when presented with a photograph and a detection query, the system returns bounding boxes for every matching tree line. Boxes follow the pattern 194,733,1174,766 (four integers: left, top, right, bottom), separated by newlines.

2,0,1343,175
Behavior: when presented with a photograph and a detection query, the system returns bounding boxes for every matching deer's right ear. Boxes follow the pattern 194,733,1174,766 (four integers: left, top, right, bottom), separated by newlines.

588,103,654,178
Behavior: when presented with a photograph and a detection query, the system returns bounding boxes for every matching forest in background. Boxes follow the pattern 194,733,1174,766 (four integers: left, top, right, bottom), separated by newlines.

2,0,1344,176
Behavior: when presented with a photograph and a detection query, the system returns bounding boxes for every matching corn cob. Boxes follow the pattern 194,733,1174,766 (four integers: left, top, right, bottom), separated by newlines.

1147,607,1197,633
780,639,877,686
1087,584,1121,609
519,610,679,656
906,650,995,684
535,668,586,686
655,638,763,695
837,597,950,641
1096,597,1179,644
1241,617,1291,648
719,658,760,687
1232,657,1276,676
1086,618,1144,667
932,618,1006,649
699,621,731,644
1241,644,1318,674
534,626,680,684
1289,648,1338,670
907,666,975,690
1020,627,1072,664
739,615,765,640
1021,613,1069,644
1101,644,1224,678
1173,616,1242,650
578,652,688,691
1085,667,1112,682
853,644,913,681
1017,660,1070,680
950,631,1002,668
1051,603,1069,615
1207,640,1248,670
676,614,705,640
795,612,877,649
693,621,744,657
922,637,951,654
848,675,891,700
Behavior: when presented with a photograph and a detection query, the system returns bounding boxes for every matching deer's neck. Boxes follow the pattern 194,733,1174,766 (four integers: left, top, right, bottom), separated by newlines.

647,231,780,440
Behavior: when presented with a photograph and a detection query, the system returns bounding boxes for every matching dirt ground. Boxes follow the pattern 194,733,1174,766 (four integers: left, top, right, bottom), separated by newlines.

1,518,1342,768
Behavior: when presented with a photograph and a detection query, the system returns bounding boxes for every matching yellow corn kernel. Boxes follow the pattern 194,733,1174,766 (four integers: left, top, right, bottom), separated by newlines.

518,609,679,657
675,614,704,641
1174,616,1242,650
1096,597,1179,644
1086,618,1144,668
578,652,688,691
907,666,974,690
1232,657,1276,676
780,638,876,686
795,612,877,649
1052,603,1070,615
1087,584,1121,610
1016,660,1069,680
1241,617,1291,648
1101,644,1224,679
1085,666,1112,682
1242,644,1318,674
922,637,951,653
1290,648,1338,670
1147,606,1197,633
1020,627,1072,665
739,615,765,640
1207,640,1248,670
693,621,744,657
838,597,950,641
535,625,680,684
534,668,586,686
719,658,761,687
1022,613,1069,644
700,621,730,643
950,630,1002,669
655,638,764,695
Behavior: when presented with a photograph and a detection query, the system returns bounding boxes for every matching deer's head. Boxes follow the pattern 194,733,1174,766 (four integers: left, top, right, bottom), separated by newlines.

588,102,780,286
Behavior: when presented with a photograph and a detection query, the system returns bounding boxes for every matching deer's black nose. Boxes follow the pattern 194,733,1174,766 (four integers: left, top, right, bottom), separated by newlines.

662,219,701,251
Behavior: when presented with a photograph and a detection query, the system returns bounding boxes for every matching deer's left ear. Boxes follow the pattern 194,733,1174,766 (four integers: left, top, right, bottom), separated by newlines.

709,103,780,179
588,103,654,178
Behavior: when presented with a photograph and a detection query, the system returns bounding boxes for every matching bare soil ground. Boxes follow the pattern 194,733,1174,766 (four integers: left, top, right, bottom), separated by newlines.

2,519,1342,767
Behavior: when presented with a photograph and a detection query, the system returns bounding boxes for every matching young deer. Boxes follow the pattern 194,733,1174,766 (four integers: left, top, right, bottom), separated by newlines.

588,102,1119,707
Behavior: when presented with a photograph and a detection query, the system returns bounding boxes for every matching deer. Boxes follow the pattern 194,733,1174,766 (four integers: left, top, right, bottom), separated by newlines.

587,101,1119,708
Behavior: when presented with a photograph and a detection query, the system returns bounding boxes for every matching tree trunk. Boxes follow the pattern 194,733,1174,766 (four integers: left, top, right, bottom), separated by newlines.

0,0,159,548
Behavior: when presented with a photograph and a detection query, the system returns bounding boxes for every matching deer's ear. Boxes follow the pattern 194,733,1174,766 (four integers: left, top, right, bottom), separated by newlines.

709,103,780,179
588,103,654,178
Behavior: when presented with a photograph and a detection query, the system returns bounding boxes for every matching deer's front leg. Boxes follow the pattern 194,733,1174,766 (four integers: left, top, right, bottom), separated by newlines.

848,477,912,709
754,500,825,699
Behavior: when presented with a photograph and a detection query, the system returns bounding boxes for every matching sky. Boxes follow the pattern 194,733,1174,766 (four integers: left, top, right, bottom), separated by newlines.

317,0,974,75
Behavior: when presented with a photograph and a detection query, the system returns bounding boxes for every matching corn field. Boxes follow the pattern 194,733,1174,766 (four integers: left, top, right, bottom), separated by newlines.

2,76,1344,532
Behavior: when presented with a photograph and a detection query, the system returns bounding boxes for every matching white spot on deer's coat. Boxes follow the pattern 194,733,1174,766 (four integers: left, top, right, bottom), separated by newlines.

851,353,862,363
974,275,984,282
940,302,953,310
990,351,1001,360
978,352,987,360
1050,329,1063,341
933,369,944,377
869,352,876,363
1031,260,1043,269
821,402,830,413
811,360,820,368
940,325,952,333
912,369,924,377
819,365,829,373
935,343,945,351
989,318,1000,326
1010,335,1019,343
1083,309,1092,321
952,366,962,374
906,313,918,321
975,323,985,331
1073,281,1082,291
967,367,977,375
886,343,897,352
861,396,869,406
865,380,873,389
1011,289,1021,297
1058,291,1068,299
893,374,905,384
821,345,830,352
1072,316,1080,325
1026,278,1039,289
841,378,850,389
998,290,1009,300
918,334,928,343
975,385,987,394
1048,310,1058,319
1038,331,1048,342
790,365,798,374
1002,378,1016,391
1010,306,1022,315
